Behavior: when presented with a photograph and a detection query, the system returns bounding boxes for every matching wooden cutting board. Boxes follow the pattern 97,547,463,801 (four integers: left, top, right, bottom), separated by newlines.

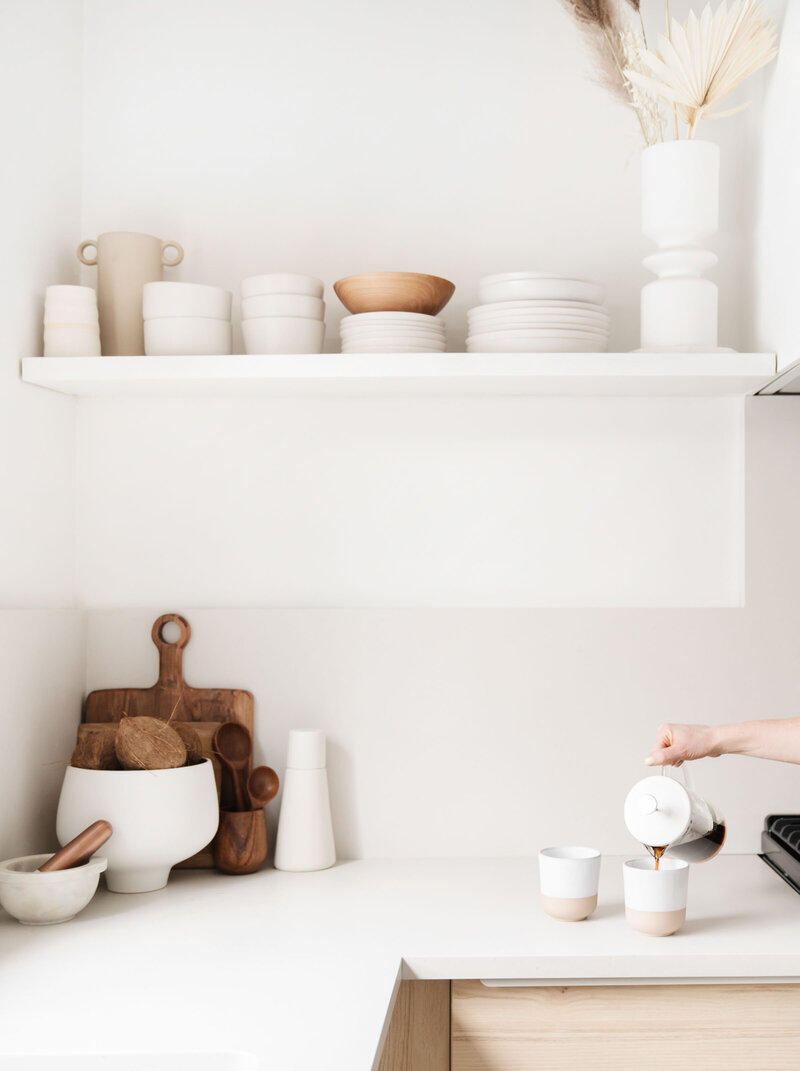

81,613,254,867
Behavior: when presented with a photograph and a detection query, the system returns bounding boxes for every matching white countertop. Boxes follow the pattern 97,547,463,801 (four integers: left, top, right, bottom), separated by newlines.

1,855,799,1069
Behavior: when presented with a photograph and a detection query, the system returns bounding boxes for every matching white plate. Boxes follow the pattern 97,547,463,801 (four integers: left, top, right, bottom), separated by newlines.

477,275,605,305
342,344,447,353
469,321,608,334
468,313,609,328
341,328,446,339
471,299,607,313
340,312,442,326
466,336,607,353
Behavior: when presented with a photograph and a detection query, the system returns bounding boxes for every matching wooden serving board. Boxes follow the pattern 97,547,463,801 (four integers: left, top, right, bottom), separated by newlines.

82,613,254,868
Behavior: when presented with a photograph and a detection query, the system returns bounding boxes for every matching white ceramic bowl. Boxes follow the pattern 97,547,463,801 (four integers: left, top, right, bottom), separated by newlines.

241,294,325,321
0,853,107,924
242,316,325,355
478,274,606,306
143,282,232,321
144,317,232,356
241,274,323,300
56,760,219,893
342,344,447,353
44,324,101,358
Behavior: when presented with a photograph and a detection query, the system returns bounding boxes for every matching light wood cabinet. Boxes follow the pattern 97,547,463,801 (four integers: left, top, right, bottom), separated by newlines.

452,979,800,1071
377,980,450,1071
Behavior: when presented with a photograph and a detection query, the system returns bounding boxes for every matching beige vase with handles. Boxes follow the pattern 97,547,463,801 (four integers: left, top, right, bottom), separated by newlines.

78,231,184,356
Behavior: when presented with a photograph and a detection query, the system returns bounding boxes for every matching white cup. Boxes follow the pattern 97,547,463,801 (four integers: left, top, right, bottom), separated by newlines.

538,846,601,921
623,857,689,937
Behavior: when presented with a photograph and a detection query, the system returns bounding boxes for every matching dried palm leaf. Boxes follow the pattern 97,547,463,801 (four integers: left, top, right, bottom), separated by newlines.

626,0,778,137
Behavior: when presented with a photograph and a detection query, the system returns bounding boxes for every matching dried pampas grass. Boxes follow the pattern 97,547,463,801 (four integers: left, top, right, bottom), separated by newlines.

626,0,778,138
559,0,663,145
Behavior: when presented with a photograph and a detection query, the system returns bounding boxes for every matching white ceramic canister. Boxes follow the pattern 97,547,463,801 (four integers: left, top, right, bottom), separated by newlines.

274,730,336,872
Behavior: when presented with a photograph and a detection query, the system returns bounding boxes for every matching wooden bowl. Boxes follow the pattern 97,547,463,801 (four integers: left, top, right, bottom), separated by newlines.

333,272,455,316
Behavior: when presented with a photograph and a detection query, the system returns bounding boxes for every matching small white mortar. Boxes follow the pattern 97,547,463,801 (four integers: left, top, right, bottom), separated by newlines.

0,853,107,924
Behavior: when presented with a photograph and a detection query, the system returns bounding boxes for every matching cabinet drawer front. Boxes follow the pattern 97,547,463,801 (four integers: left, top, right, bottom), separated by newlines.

452,980,800,1071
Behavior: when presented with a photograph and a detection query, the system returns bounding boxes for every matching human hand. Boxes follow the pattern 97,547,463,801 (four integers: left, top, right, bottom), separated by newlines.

644,723,720,767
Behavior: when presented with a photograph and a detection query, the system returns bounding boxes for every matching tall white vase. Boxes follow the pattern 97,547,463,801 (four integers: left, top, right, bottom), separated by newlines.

640,140,721,351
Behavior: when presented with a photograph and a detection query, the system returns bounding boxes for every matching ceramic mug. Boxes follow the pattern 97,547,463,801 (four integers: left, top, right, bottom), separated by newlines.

78,231,184,356
539,846,601,921
623,857,689,937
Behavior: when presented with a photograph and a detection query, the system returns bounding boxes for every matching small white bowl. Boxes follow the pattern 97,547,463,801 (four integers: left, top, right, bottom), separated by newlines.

0,853,107,924
242,316,325,355
340,311,441,327
241,294,325,321
57,760,219,893
144,317,232,356
241,274,323,300
143,281,232,321
44,324,101,358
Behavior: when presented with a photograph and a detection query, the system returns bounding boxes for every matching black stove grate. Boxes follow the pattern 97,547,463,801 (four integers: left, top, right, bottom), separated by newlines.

760,815,800,895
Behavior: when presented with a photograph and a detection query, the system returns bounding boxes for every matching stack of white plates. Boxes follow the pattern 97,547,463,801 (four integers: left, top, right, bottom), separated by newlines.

467,273,609,353
340,312,446,353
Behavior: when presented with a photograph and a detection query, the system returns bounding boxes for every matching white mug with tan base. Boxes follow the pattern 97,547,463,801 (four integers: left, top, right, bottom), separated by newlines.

78,231,184,356
539,846,601,921
624,857,689,936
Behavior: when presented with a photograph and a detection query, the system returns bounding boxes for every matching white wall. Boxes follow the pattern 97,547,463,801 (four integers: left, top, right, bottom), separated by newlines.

79,0,766,355
82,398,800,860
754,0,799,366
0,1,86,858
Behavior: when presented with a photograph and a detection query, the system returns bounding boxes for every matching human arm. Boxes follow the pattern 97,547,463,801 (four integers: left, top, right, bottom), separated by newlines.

645,718,800,767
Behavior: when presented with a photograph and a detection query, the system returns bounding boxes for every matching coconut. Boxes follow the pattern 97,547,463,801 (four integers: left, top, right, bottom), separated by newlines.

173,723,204,766
114,715,187,770
70,731,120,770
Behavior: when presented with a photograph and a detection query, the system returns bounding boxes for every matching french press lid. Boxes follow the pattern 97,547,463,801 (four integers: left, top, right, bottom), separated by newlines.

624,774,692,846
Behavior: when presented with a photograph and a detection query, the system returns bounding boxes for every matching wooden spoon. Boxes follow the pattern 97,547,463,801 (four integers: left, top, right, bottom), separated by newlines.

213,722,252,812
247,765,280,809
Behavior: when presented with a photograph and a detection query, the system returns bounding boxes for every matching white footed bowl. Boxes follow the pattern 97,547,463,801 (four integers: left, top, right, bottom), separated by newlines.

241,294,325,321
0,853,107,924
143,281,232,321
242,316,325,355
56,760,219,893
241,274,324,300
144,317,232,356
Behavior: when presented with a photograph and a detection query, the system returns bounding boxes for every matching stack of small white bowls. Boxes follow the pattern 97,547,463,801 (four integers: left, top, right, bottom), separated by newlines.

467,273,610,353
43,285,101,357
339,312,447,353
143,282,232,355
241,274,325,354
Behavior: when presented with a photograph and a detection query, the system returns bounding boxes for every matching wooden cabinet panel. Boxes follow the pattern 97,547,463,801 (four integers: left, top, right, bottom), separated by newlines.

377,980,450,1071
452,979,800,1071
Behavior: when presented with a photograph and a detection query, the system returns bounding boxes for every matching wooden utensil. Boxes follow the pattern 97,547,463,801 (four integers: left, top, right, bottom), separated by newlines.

214,810,268,876
82,613,254,867
213,722,252,812
247,765,280,809
38,820,113,872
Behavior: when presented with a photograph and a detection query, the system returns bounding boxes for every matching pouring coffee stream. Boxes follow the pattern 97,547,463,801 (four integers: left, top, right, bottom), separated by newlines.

624,766,726,866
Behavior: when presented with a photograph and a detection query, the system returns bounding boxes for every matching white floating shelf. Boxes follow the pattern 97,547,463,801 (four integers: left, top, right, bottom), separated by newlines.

21,352,777,399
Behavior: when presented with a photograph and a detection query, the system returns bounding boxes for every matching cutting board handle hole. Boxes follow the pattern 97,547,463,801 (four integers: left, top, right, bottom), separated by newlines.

152,613,191,649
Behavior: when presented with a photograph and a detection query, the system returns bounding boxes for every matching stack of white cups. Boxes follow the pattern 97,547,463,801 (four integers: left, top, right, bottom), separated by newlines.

143,282,232,356
241,274,326,355
43,286,100,357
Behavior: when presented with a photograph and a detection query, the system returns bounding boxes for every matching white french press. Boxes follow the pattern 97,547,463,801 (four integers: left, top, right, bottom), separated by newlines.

624,766,726,863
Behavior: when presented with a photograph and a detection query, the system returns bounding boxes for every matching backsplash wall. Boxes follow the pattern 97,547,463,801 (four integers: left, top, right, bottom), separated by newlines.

82,398,800,859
